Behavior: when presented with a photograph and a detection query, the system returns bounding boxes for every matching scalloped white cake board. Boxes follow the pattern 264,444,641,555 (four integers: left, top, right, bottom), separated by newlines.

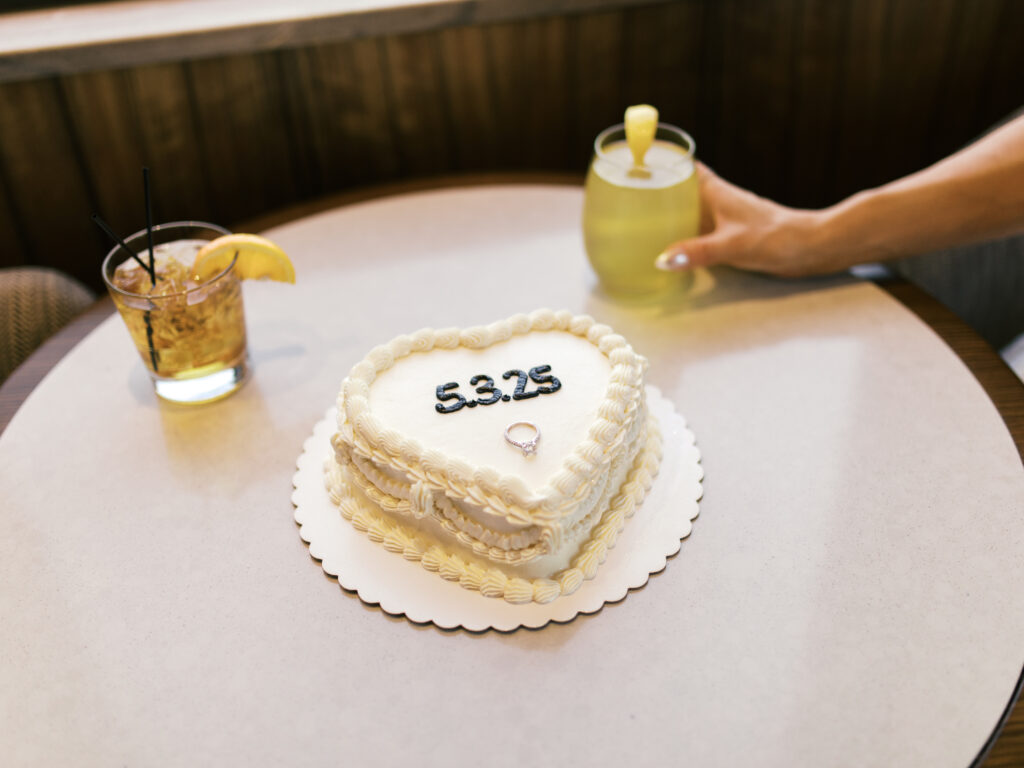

292,386,702,631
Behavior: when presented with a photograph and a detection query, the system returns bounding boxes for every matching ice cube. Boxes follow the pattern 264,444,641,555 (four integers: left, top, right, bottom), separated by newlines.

111,239,208,296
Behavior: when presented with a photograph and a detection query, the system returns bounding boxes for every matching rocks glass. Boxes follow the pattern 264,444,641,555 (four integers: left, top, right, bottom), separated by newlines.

102,221,249,404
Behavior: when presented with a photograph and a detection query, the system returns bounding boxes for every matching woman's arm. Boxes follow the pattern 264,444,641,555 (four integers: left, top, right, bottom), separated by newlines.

655,113,1024,277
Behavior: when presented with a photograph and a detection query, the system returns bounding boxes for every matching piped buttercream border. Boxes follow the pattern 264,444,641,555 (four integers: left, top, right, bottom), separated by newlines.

324,415,662,604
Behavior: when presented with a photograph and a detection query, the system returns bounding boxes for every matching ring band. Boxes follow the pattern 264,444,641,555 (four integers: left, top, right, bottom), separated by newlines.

504,421,540,457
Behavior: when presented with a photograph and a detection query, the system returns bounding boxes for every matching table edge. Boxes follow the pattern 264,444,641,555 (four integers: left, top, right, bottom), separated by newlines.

0,295,114,436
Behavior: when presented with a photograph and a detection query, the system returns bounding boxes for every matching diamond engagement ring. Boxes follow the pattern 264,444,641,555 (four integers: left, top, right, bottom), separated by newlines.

504,421,540,457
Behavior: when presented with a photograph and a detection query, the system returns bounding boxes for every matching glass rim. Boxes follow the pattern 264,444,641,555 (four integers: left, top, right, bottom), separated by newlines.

593,122,696,170
101,220,234,300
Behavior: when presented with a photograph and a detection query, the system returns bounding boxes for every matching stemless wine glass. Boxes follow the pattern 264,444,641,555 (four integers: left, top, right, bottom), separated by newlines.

102,221,249,404
582,123,699,299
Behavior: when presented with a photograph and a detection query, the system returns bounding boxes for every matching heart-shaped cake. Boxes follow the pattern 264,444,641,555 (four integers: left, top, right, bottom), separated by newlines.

325,309,662,604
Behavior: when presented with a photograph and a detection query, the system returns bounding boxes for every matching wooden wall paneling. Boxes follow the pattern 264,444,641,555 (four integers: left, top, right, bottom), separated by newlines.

274,45,335,199
693,0,723,171
0,162,27,265
185,52,302,228
924,0,1003,163
832,0,889,200
0,78,102,288
126,63,214,226
380,32,454,177
59,69,148,243
711,0,801,203
279,38,400,196
484,16,572,171
619,1,705,142
436,25,502,171
788,0,849,208
569,11,627,170
268,49,318,203
979,0,1024,132
875,0,958,181
517,16,572,170
3,0,1022,283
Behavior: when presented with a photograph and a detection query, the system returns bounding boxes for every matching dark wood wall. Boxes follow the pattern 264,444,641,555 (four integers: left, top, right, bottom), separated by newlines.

1,0,1022,293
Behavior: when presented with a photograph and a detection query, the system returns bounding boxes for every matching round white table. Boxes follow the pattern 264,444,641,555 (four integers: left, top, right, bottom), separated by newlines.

1,184,1022,767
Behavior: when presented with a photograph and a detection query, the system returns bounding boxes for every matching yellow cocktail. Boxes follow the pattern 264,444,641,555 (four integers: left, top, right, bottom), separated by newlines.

583,118,699,298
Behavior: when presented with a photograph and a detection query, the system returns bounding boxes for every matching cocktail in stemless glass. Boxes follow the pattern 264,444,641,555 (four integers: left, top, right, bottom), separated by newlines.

583,122,699,299
102,221,249,404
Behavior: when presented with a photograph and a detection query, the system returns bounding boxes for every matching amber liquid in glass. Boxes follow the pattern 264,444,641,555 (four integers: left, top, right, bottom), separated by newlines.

103,223,249,404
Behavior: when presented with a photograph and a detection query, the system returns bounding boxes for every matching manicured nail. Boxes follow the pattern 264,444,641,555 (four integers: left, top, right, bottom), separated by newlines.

655,251,690,271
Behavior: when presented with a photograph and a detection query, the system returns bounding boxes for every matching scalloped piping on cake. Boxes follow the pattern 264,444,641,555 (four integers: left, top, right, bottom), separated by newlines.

325,416,662,603
339,408,647,564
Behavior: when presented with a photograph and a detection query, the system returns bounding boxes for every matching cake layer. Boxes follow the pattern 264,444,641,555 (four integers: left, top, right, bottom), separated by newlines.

335,401,648,567
325,414,662,603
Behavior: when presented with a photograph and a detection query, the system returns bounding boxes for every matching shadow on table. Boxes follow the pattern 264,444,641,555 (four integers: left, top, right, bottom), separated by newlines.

586,265,857,321
582,266,865,382
121,340,315,493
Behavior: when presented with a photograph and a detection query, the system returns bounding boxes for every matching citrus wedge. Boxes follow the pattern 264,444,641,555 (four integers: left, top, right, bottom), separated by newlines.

624,104,659,168
192,234,295,284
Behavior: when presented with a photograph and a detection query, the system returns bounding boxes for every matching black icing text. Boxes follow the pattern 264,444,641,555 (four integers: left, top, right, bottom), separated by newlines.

435,365,561,414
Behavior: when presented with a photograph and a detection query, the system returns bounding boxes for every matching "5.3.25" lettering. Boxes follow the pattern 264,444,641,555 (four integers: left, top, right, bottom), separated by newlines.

435,365,561,414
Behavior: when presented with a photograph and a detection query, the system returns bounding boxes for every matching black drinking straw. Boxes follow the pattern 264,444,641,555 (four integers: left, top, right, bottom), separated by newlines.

91,213,160,372
143,167,156,278
139,169,161,373
92,214,157,284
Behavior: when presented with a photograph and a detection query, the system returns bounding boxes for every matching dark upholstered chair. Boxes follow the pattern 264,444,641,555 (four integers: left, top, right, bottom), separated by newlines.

0,267,95,384
896,234,1024,381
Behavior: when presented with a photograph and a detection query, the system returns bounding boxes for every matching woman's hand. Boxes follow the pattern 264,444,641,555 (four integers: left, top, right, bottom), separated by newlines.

655,113,1024,277
654,163,840,277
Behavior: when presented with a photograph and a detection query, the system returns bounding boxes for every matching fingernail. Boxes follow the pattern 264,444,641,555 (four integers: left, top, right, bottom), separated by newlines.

655,251,690,271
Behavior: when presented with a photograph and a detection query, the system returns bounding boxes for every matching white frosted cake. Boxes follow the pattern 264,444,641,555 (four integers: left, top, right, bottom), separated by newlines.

324,309,662,604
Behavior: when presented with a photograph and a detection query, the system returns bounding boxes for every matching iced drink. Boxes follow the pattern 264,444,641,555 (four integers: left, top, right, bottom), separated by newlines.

102,222,249,404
